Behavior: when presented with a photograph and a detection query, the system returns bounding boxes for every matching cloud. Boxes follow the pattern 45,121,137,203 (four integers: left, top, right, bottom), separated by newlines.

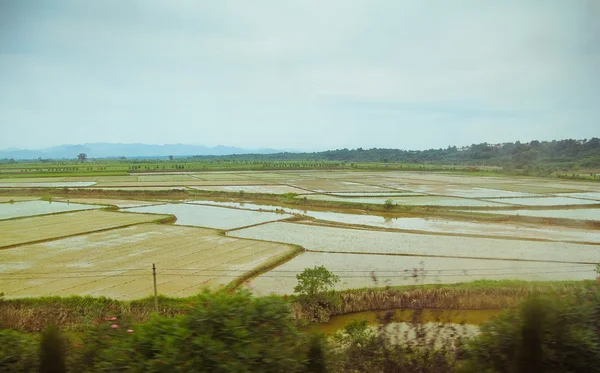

0,0,598,150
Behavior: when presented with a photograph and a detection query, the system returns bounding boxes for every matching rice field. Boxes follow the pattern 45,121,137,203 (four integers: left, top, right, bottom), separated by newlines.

247,252,595,295
188,200,600,243
0,224,298,299
0,200,101,220
305,194,508,207
229,222,600,263
1,170,599,300
467,208,600,221
126,203,293,230
288,179,396,193
54,198,165,208
485,197,599,206
559,192,600,201
0,196,39,203
0,182,97,188
188,185,310,194
0,210,171,248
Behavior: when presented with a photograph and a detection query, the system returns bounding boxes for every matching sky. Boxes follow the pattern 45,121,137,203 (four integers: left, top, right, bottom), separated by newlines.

0,1,598,151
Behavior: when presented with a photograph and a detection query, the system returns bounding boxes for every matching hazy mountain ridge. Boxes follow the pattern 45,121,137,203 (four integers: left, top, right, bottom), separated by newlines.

0,143,281,159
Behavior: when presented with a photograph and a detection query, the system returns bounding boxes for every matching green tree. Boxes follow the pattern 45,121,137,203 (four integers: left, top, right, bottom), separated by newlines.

77,153,87,163
383,199,394,211
294,266,340,299
294,266,340,323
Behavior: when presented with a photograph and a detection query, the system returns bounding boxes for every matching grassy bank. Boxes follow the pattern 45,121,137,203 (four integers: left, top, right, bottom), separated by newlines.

291,280,595,320
2,280,593,332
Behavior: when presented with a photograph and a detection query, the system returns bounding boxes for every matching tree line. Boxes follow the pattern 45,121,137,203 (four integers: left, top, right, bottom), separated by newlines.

191,138,600,170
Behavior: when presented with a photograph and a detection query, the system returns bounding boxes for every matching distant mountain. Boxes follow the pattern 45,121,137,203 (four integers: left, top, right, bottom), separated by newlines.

0,143,281,160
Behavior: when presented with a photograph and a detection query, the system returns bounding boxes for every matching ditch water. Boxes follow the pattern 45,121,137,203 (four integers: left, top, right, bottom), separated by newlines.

308,308,502,334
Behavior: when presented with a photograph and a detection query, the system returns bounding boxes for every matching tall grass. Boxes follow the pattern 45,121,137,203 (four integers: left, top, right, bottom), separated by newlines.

290,280,593,321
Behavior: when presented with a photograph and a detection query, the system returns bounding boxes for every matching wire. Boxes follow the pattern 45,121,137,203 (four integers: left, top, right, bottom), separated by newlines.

0,263,593,276
2,269,594,280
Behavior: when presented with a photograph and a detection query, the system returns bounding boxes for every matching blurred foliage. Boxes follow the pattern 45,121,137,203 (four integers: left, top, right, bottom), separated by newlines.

3,287,600,372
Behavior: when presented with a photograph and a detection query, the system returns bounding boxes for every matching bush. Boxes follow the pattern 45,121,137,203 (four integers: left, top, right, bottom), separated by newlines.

70,290,307,373
461,291,600,373
0,329,39,372
294,266,340,322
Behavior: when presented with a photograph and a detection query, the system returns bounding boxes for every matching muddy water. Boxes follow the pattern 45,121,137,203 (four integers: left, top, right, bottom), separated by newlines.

309,308,502,334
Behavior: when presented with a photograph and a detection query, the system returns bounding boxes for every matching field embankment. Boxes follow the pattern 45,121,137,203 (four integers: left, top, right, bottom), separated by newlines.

1,280,592,332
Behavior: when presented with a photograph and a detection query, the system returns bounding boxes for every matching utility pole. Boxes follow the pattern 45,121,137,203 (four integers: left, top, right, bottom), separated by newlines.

152,263,158,313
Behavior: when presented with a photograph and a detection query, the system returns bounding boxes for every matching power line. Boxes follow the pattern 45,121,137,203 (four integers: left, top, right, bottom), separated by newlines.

2,269,594,280
0,264,593,276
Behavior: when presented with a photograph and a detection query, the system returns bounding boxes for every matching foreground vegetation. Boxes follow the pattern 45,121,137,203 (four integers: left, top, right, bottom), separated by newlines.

3,285,600,373
1,279,591,332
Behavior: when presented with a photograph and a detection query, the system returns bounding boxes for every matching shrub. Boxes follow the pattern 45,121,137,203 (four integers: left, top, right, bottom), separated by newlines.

294,266,340,322
0,329,39,372
461,291,600,373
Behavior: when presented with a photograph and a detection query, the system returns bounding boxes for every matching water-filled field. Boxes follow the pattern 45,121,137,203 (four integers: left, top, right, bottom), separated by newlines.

55,198,164,208
0,182,97,188
230,222,600,263
1,170,599,299
0,224,297,299
486,197,598,206
189,185,310,194
0,200,100,220
0,196,39,203
468,208,600,221
127,203,293,230
247,252,595,295
186,200,600,242
0,210,170,248
305,194,508,207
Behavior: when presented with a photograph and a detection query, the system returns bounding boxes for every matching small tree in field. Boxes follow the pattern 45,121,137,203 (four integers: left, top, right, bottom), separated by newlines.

294,266,340,322
383,199,394,211
295,266,339,298
77,153,87,163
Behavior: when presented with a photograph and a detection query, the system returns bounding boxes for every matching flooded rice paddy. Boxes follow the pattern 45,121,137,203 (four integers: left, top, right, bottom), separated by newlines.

486,197,599,206
0,210,170,248
186,200,600,242
0,182,97,188
0,200,100,220
126,203,293,230
229,222,600,263
188,185,310,194
54,198,164,208
246,252,595,295
468,208,600,221
1,170,599,299
305,194,509,207
0,224,296,299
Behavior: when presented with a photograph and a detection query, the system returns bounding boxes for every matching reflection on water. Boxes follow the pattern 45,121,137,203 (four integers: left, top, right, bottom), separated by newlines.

308,308,502,334
189,200,600,243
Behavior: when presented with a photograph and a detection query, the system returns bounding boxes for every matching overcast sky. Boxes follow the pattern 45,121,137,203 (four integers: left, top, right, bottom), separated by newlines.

0,1,598,151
